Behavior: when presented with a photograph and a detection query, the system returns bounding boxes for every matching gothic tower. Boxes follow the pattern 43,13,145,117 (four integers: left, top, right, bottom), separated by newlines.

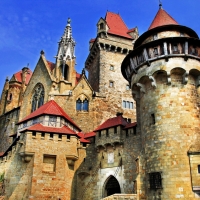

122,4,200,200
55,18,77,93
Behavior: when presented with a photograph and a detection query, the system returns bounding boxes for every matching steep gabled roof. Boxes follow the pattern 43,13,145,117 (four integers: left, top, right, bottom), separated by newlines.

46,60,56,71
13,69,32,85
24,123,78,135
94,115,128,131
148,7,178,30
18,100,81,131
105,12,133,39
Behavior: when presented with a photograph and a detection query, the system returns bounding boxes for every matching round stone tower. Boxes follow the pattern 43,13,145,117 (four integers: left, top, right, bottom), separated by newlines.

121,4,200,200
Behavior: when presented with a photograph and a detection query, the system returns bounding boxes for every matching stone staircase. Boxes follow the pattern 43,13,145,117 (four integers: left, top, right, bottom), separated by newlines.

101,194,137,200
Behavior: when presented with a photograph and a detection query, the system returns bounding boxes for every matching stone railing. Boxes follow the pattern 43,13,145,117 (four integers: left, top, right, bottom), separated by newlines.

101,194,137,200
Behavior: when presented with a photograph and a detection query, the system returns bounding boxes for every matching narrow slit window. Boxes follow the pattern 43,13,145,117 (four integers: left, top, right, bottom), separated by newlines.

151,114,155,125
198,165,200,173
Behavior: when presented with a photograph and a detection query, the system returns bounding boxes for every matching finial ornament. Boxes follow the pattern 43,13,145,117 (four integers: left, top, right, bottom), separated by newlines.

67,18,71,24
159,0,162,9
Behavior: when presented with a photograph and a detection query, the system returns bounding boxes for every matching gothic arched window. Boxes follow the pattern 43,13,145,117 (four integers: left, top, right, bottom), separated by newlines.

31,83,45,112
83,99,88,111
76,95,89,112
76,98,82,111
60,64,69,81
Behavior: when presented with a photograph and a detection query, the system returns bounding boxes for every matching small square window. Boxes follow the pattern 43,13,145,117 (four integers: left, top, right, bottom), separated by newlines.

198,165,200,173
110,65,114,71
109,81,114,87
126,85,130,90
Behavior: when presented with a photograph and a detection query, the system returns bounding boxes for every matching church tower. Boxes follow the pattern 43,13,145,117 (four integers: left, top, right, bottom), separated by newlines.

122,4,200,199
54,18,76,93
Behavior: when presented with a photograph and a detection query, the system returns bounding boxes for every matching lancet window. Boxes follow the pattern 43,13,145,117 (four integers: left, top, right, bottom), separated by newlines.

76,94,89,111
60,64,69,81
31,83,45,112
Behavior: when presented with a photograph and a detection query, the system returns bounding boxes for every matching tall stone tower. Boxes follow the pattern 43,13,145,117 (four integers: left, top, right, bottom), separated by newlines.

121,4,200,200
85,12,139,121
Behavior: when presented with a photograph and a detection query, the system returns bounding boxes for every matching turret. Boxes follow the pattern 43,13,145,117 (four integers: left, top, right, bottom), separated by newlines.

121,4,200,200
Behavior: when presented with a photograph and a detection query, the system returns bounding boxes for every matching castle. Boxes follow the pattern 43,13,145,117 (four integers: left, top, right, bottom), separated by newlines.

0,4,200,200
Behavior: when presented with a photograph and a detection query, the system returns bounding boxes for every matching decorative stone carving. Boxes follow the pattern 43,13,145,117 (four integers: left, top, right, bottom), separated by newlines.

66,155,78,166
19,151,34,162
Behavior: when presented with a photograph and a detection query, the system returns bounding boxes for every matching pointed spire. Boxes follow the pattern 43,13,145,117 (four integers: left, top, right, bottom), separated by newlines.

148,5,178,30
56,18,76,61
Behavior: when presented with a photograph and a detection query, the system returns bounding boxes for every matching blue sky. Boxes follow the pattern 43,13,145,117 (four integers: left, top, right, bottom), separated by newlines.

0,0,200,92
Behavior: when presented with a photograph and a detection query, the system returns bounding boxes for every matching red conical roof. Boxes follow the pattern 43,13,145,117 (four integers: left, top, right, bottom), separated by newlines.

148,7,178,30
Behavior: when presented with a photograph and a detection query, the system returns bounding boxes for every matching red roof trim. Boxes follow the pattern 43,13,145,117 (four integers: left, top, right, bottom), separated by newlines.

84,132,96,138
24,123,78,135
18,100,81,131
123,122,137,129
94,115,128,131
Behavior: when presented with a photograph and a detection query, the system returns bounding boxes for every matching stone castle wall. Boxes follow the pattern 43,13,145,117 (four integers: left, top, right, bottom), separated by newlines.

131,57,200,199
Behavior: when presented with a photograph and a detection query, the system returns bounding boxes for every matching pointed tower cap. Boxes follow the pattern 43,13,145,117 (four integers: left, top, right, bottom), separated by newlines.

148,5,178,30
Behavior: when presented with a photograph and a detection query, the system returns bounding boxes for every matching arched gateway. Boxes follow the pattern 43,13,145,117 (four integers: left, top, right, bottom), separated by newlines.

103,176,121,197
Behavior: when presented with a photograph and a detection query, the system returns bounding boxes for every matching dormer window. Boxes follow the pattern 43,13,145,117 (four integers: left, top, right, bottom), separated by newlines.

49,116,57,127
100,23,104,30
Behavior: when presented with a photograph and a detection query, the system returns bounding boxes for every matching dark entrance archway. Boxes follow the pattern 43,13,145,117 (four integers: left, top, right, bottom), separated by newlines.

104,176,121,197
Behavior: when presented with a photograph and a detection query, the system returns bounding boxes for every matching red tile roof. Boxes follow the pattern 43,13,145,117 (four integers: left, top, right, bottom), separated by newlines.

94,115,128,131
77,132,91,143
47,61,55,71
24,123,78,135
105,12,133,39
127,28,136,33
76,72,81,85
84,132,96,138
18,100,81,131
124,122,137,129
13,69,32,85
148,8,178,30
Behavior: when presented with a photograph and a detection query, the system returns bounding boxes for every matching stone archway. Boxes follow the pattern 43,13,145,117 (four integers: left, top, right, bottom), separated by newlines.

104,176,121,197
